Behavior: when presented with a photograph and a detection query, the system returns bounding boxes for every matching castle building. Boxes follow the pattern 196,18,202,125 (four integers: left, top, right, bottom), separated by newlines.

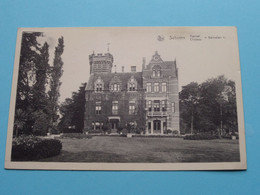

84,51,180,134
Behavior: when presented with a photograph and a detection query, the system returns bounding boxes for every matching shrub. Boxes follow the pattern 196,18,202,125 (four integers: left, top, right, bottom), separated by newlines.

88,130,103,134
11,135,62,161
32,111,49,136
184,134,219,140
62,128,83,134
60,133,92,139
122,128,128,136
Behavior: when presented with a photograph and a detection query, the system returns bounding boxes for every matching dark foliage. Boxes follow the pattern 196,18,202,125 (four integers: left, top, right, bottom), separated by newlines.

184,134,220,140
60,133,92,139
11,135,62,161
180,75,238,135
58,83,87,132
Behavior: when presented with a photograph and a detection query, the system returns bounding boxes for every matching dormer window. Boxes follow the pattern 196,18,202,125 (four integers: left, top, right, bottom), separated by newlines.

110,75,122,92
94,77,104,92
128,76,137,91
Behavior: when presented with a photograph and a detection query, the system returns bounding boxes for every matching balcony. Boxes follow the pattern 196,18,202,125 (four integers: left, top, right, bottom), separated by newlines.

147,111,167,117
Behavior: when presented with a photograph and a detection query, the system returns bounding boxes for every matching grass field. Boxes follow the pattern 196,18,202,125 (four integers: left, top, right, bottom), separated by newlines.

40,136,240,163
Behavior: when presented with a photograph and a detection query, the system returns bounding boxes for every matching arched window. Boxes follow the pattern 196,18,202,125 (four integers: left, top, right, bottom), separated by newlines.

152,65,161,78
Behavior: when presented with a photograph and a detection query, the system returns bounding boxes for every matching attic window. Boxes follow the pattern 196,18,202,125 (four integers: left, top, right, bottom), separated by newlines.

128,76,137,91
94,77,104,92
110,83,120,92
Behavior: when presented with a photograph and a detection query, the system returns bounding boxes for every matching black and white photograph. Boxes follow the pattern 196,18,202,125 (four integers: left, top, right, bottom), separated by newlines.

5,27,246,170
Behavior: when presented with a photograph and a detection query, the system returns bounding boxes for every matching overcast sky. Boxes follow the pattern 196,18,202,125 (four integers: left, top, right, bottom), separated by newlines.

36,27,240,103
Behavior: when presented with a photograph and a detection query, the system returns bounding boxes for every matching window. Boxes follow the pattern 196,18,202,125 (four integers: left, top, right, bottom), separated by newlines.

95,105,101,115
147,83,151,92
154,100,160,112
112,101,118,115
162,83,167,92
111,83,120,91
161,100,167,111
95,78,103,92
128,77,137,91
129,105,135,115
172,102,175,113
129,83,136,91
148,100,152,111
154,83,159,92
152,65,161,78
152,70,156,77
157,70,161,77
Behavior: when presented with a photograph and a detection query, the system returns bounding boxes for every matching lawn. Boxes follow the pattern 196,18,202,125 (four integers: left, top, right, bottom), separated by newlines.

40,136,240,163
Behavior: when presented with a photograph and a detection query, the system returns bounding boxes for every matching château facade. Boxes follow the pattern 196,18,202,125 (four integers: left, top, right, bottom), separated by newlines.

84,51,180,134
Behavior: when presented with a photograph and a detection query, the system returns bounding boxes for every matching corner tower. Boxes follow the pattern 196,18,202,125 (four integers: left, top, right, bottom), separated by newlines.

89,52,114,74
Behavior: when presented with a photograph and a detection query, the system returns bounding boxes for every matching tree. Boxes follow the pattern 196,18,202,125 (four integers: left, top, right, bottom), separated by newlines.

58,83,87,132
179,82,200,134
14,32,43,135
48,37,64,133
179,75,238,135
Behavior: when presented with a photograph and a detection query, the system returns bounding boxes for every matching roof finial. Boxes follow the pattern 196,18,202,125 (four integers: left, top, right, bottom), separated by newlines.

107,43,110,53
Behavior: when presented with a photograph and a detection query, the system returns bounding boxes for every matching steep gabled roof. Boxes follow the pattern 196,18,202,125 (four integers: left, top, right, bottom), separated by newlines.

86,72,143,91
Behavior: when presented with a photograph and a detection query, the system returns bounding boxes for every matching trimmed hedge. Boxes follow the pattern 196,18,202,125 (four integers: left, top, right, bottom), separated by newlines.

11,135,62,161
184,134,219,140
60,133,92,139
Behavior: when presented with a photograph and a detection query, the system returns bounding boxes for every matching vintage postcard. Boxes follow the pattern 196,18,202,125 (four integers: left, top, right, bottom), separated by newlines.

5,27,247,170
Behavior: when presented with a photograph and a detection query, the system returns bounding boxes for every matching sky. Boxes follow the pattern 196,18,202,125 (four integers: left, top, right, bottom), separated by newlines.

36,27,240,103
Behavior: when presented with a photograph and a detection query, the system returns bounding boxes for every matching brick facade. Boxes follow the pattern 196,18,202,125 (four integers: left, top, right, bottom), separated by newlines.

84,51,180,134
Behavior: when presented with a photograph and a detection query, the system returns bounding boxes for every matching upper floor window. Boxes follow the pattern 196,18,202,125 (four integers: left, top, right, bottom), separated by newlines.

152,65,161,78
172,102,175,113
154,83,159,92
162,82,167,92
153,100,160,112
112,101,118,115
129,101,136,115
147,83,152,92
128,77,137,91
110,83,120,92
148,100,152,111
161,100,167,111
110,75,121,92
95,105,101,115
152,70,156,77
129,105,135,115
94,77,104,92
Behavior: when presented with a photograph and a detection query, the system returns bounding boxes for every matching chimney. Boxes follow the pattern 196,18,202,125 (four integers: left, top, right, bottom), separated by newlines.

131,66,136,72
142,57,146,70
122,66,124,72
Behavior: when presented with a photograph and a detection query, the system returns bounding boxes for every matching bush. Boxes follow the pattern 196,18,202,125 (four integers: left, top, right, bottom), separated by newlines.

184,134,219,140
88,130,103,134
60,133,92,139
62,128,83,134
122,128,128,136
32,111,49,136
11,135,62,161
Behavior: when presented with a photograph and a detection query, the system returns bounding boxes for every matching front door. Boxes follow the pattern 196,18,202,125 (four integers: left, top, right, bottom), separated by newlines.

153,120,161,133
110,119,119,133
